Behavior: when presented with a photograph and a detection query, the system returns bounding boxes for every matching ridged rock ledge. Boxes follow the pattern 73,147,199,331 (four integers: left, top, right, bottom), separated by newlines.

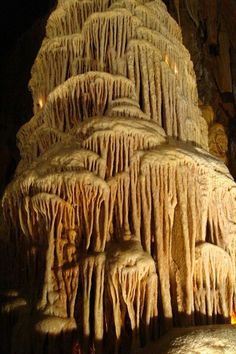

1,1,236,353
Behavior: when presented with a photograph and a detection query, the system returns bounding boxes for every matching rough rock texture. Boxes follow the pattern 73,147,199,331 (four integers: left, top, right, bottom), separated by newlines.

164,0,236,177
1,0,236,353
137,324,236,353
209,123,228,163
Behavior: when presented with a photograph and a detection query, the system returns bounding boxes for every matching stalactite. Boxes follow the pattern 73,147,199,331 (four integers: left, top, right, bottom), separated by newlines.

194,242,234,324
127,39,163,124
4,170,111,254
145,1,182,41
30,42,71,105
81,253,106,347
24,193,75,320
17,111,44,152
38,144,107,178
16,141,107,183
28,0,208,147
21,126,68,164
136,25,193,78
46,0,110,38
135,145,213,327
43,72,137,132
77,116,166,177
2,0,236,353
82,9,141,73
231,231,236,313
107,172,131,237
207,177,236,252
134,4,181,44
160,62,177,137
106,239,158,349
105,103,150,120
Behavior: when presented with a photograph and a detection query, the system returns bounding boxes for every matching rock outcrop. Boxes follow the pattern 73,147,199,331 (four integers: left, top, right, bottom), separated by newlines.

1,1,236,353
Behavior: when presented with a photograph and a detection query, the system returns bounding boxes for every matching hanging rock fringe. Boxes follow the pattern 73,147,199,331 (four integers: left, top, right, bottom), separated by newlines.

2,0,236,353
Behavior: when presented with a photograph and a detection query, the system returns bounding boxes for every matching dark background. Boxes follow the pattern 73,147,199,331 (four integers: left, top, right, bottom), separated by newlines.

0,0,56,194
0,1,55,54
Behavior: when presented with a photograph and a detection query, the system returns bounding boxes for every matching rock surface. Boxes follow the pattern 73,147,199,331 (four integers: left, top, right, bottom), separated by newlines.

1,1,236,353
137,324,236,354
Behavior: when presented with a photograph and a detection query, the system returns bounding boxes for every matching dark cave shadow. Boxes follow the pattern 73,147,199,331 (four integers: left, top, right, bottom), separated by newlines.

166,311,231,328
0,312,159,354
0,312,77,354
0,310,233,354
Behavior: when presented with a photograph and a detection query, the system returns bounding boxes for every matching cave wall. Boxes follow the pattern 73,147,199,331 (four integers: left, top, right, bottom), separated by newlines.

164,0,236,177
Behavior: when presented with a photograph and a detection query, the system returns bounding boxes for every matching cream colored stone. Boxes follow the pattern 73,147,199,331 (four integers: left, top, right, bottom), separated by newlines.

199,104,215,126
209,122,228,163
34,316,77,334
137,325,236,353
2,0,236,353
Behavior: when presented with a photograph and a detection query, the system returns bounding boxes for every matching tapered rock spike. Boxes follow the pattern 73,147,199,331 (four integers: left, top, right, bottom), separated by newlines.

2,0,236,353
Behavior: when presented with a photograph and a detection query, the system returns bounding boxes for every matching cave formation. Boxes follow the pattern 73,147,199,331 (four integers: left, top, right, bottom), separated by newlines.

1,0,236,353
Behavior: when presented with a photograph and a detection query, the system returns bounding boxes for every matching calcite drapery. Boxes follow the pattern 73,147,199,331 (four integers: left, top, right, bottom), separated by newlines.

2,0,236,353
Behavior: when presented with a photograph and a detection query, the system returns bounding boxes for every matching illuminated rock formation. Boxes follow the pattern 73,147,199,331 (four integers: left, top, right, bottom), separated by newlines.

209,122,228,163
1,0,236,353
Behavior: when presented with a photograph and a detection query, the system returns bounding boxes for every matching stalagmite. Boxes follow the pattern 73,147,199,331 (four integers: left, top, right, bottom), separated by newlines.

2,0,236,353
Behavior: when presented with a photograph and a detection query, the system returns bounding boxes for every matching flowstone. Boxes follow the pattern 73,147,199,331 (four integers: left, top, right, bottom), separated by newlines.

1,0,236,353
